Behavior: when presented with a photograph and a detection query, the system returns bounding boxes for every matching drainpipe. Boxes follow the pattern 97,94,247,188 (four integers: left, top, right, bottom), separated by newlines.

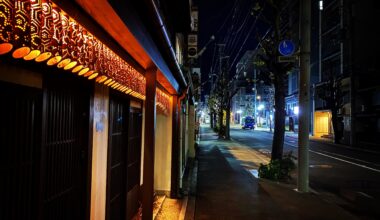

171,88,187,198
150,0,188,89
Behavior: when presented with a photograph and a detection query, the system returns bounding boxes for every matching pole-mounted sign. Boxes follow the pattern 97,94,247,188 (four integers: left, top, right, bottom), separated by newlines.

278,40,295,56
278,40,296,63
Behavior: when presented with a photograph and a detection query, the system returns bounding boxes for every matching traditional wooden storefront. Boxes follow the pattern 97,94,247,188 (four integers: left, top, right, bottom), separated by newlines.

0,60,93,220
1,0,188,219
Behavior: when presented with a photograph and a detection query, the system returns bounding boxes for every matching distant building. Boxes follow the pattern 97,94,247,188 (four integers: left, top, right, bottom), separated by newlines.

284,0,380,149
313,0,380,148
231,50,275,127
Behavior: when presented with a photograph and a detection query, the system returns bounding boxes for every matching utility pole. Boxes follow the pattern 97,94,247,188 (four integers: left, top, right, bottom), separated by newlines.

298,0,311,193
254,69,257,121
217,44,225,138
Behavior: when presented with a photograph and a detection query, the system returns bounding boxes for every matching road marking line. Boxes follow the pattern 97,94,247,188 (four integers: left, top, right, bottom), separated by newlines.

310,150,380,173
318,150,380,167
232,130,380,172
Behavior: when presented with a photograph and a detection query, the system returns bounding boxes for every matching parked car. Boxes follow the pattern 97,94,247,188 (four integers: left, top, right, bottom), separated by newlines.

242,116,255,130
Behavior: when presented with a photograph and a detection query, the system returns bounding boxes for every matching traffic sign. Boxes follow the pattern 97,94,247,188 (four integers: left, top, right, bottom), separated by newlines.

278,40,295,56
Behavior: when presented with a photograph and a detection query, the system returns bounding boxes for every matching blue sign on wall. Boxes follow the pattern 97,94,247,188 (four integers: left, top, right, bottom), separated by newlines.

278,40,295,56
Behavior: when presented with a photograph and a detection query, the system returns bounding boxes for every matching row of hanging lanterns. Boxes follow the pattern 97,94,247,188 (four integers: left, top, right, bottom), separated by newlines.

156,88,170,115
0,0,145,100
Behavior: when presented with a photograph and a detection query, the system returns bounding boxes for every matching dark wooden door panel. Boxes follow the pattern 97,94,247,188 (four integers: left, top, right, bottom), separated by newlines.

126,107,142,220
42,74,91,220
107,93,129,220
107,93,143,220
0,82,42,220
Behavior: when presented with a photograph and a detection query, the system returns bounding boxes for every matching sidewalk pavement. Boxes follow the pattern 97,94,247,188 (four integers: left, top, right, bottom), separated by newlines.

192,125,358,220
154,125,359,219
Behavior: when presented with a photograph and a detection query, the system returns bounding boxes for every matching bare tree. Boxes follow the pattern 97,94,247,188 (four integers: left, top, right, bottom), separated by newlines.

256,0,295,160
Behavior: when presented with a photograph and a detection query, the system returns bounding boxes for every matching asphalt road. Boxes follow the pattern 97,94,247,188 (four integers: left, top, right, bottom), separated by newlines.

229,126,380,219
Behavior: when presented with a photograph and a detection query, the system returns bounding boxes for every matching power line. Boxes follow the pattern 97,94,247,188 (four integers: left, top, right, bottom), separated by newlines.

228,9,263,73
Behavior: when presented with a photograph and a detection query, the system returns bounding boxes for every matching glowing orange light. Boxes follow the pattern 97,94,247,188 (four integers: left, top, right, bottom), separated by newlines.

0,0,146,100
12,47,31,59
72,65,83,73
83,70,94,77
78,67,90,76
0,43,13,55
64,61,77,70
88,72,98,80
35,52,52,62
104,79,113,85
57,58,71,68
108,81,116,87
23,50,41,61
96,76,108,83
125,89,132,94
47,56,62,66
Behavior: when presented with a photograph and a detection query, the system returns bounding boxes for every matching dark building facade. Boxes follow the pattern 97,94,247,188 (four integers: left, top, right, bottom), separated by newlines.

313,0,380,148
0,0,198,220
280,0,380,149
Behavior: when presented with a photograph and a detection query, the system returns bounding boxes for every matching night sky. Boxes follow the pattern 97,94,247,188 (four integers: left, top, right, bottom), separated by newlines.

196,0,268,100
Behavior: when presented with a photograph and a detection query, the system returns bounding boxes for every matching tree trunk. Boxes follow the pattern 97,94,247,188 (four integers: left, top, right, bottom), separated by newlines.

213,112,217,129
272,72,286,160
225,99,231,140
210,112,214,129
218,109,223,138
331,108,341,144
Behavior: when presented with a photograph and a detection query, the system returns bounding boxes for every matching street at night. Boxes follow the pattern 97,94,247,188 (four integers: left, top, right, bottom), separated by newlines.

228,125,380,219
1,0,379,219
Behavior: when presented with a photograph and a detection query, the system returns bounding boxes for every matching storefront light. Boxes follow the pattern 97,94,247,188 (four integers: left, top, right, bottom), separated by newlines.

108,81,116,87
12,47,31,59
78,67,89,76
64,61,78,70
47,56,62,66
35,52,52,62
72,65,84,73
83,70,94,77
111,82,117,88
0,43,13,55
23,50,41,61
88,72,98,80
96,75,107,83
0,0,146,100
57,58,71,68
104,79,113,85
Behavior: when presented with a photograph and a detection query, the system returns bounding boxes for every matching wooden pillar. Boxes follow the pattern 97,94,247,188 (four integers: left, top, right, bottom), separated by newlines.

142,67,157,220
170,95,179,198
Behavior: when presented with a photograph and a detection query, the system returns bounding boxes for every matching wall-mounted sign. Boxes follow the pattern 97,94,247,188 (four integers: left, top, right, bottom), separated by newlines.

278,40,295,56
191,10,198,32
188,34,198,58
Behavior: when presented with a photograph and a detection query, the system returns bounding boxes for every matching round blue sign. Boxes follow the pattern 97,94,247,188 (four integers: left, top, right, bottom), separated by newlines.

278,40,295,56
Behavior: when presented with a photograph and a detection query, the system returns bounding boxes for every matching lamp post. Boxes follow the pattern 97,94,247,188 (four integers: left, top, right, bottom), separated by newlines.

257,95,261,126
236,109,243,124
